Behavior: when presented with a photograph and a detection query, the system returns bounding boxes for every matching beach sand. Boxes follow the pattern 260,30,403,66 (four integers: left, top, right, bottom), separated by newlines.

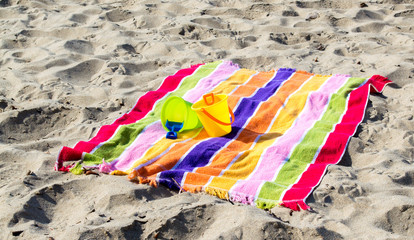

1,0,413,239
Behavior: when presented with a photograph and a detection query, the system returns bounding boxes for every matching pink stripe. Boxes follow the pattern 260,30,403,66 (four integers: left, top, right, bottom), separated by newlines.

75,64,203,152
183,61,239,102
55,63,203,171
104,61,240,172
230,74,350,202
281,75,390,210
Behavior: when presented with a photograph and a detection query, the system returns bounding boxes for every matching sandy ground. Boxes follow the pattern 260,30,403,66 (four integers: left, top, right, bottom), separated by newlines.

1,0,413,239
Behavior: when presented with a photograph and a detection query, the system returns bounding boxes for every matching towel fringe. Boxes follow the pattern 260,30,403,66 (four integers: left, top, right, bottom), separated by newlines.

128,169,139,181
57,165,72,172
183,185,202,193
204,187,229,200
138,176,158,188
255,199,277,210
281,200,310,211
228,192,255,205
69,162,84,175
110,170,128,175
127,169,158,187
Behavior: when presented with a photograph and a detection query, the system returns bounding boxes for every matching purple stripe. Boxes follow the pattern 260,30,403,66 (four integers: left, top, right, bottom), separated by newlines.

158,68,296,190
100,61,240,173
229,74,350,203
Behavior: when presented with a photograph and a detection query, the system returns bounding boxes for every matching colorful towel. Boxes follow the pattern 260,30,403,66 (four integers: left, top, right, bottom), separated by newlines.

56,61,391,210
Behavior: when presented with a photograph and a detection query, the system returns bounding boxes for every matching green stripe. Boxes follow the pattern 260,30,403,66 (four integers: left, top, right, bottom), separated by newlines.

82,61,222,166
256,77,366,208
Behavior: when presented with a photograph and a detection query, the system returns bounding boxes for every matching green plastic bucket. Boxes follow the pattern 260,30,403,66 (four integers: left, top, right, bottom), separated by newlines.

161,96,202,138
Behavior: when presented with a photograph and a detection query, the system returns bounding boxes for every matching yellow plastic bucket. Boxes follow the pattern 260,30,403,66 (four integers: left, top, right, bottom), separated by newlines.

192,93,235,137
161,96,202,139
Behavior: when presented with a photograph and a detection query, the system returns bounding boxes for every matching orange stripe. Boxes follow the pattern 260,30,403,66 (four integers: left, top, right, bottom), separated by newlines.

206,74,331,192
124,69,256,174
183,71,314,188
134,70,272,178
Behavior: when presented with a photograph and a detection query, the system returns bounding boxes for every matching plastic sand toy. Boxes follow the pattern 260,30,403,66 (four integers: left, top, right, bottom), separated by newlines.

192,93,235,137
161,96,202,139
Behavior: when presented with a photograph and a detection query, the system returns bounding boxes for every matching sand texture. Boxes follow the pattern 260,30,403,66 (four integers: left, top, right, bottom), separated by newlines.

1,0,413,239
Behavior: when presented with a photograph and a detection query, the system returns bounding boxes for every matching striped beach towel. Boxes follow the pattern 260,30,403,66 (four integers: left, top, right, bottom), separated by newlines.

56,61,391,210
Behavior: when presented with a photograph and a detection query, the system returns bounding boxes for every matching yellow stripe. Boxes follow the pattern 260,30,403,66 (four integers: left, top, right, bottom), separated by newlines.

121,69,257,174
206,74,332,191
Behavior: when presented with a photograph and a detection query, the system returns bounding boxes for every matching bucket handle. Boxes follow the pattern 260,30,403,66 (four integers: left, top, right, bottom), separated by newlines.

203,93,215,106
201,106,235,126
